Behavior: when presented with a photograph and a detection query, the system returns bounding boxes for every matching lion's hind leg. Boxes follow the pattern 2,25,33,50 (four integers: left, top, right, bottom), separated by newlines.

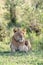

19,45,28,52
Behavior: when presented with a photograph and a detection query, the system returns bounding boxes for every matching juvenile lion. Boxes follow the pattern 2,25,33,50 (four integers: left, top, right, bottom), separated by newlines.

10,28,31,52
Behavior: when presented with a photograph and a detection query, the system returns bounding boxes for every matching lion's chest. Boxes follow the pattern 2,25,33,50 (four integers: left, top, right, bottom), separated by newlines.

12,38,25,48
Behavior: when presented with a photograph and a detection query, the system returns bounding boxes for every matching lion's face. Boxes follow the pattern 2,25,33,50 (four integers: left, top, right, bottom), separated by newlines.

13,28,26,42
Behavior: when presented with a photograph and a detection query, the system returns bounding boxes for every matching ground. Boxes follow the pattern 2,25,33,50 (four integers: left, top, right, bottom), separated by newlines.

0,42,43,65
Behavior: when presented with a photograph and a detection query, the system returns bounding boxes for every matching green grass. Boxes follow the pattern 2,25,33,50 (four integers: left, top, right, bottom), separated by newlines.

0,42,43,65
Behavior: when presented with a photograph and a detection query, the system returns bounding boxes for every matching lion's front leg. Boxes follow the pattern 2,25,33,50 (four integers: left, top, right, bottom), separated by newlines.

10,43,17,52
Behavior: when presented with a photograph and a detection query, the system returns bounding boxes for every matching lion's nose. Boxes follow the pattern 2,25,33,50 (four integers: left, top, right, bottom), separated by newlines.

20,36,22,39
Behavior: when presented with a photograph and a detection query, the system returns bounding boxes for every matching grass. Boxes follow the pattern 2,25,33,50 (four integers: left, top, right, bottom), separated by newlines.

0,42,43,65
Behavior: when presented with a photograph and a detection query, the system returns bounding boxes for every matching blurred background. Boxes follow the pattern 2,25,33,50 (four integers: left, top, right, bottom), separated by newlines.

0,0,43,51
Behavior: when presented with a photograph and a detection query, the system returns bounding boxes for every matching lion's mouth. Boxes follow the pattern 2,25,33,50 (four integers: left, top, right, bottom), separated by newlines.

19,37,25,42
14,36,25,43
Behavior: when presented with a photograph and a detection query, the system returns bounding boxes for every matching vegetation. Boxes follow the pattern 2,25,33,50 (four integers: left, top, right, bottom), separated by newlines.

0,0,43,65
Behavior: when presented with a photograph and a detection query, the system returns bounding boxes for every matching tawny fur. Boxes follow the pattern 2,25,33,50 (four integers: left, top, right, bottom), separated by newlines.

10,28,31,52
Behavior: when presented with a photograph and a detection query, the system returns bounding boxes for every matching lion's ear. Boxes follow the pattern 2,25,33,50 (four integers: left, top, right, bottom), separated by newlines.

22,28,26,34
13,28,17,33
13,28,20,33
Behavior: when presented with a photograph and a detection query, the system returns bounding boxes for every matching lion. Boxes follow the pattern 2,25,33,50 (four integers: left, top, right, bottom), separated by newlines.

10,28,31,52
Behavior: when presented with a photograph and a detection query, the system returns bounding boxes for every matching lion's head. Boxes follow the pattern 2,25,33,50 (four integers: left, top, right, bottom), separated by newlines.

13,28,26,43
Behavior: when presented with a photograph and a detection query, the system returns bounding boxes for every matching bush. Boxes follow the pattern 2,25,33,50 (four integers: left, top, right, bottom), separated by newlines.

0,23,7,41
27,32,43,50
